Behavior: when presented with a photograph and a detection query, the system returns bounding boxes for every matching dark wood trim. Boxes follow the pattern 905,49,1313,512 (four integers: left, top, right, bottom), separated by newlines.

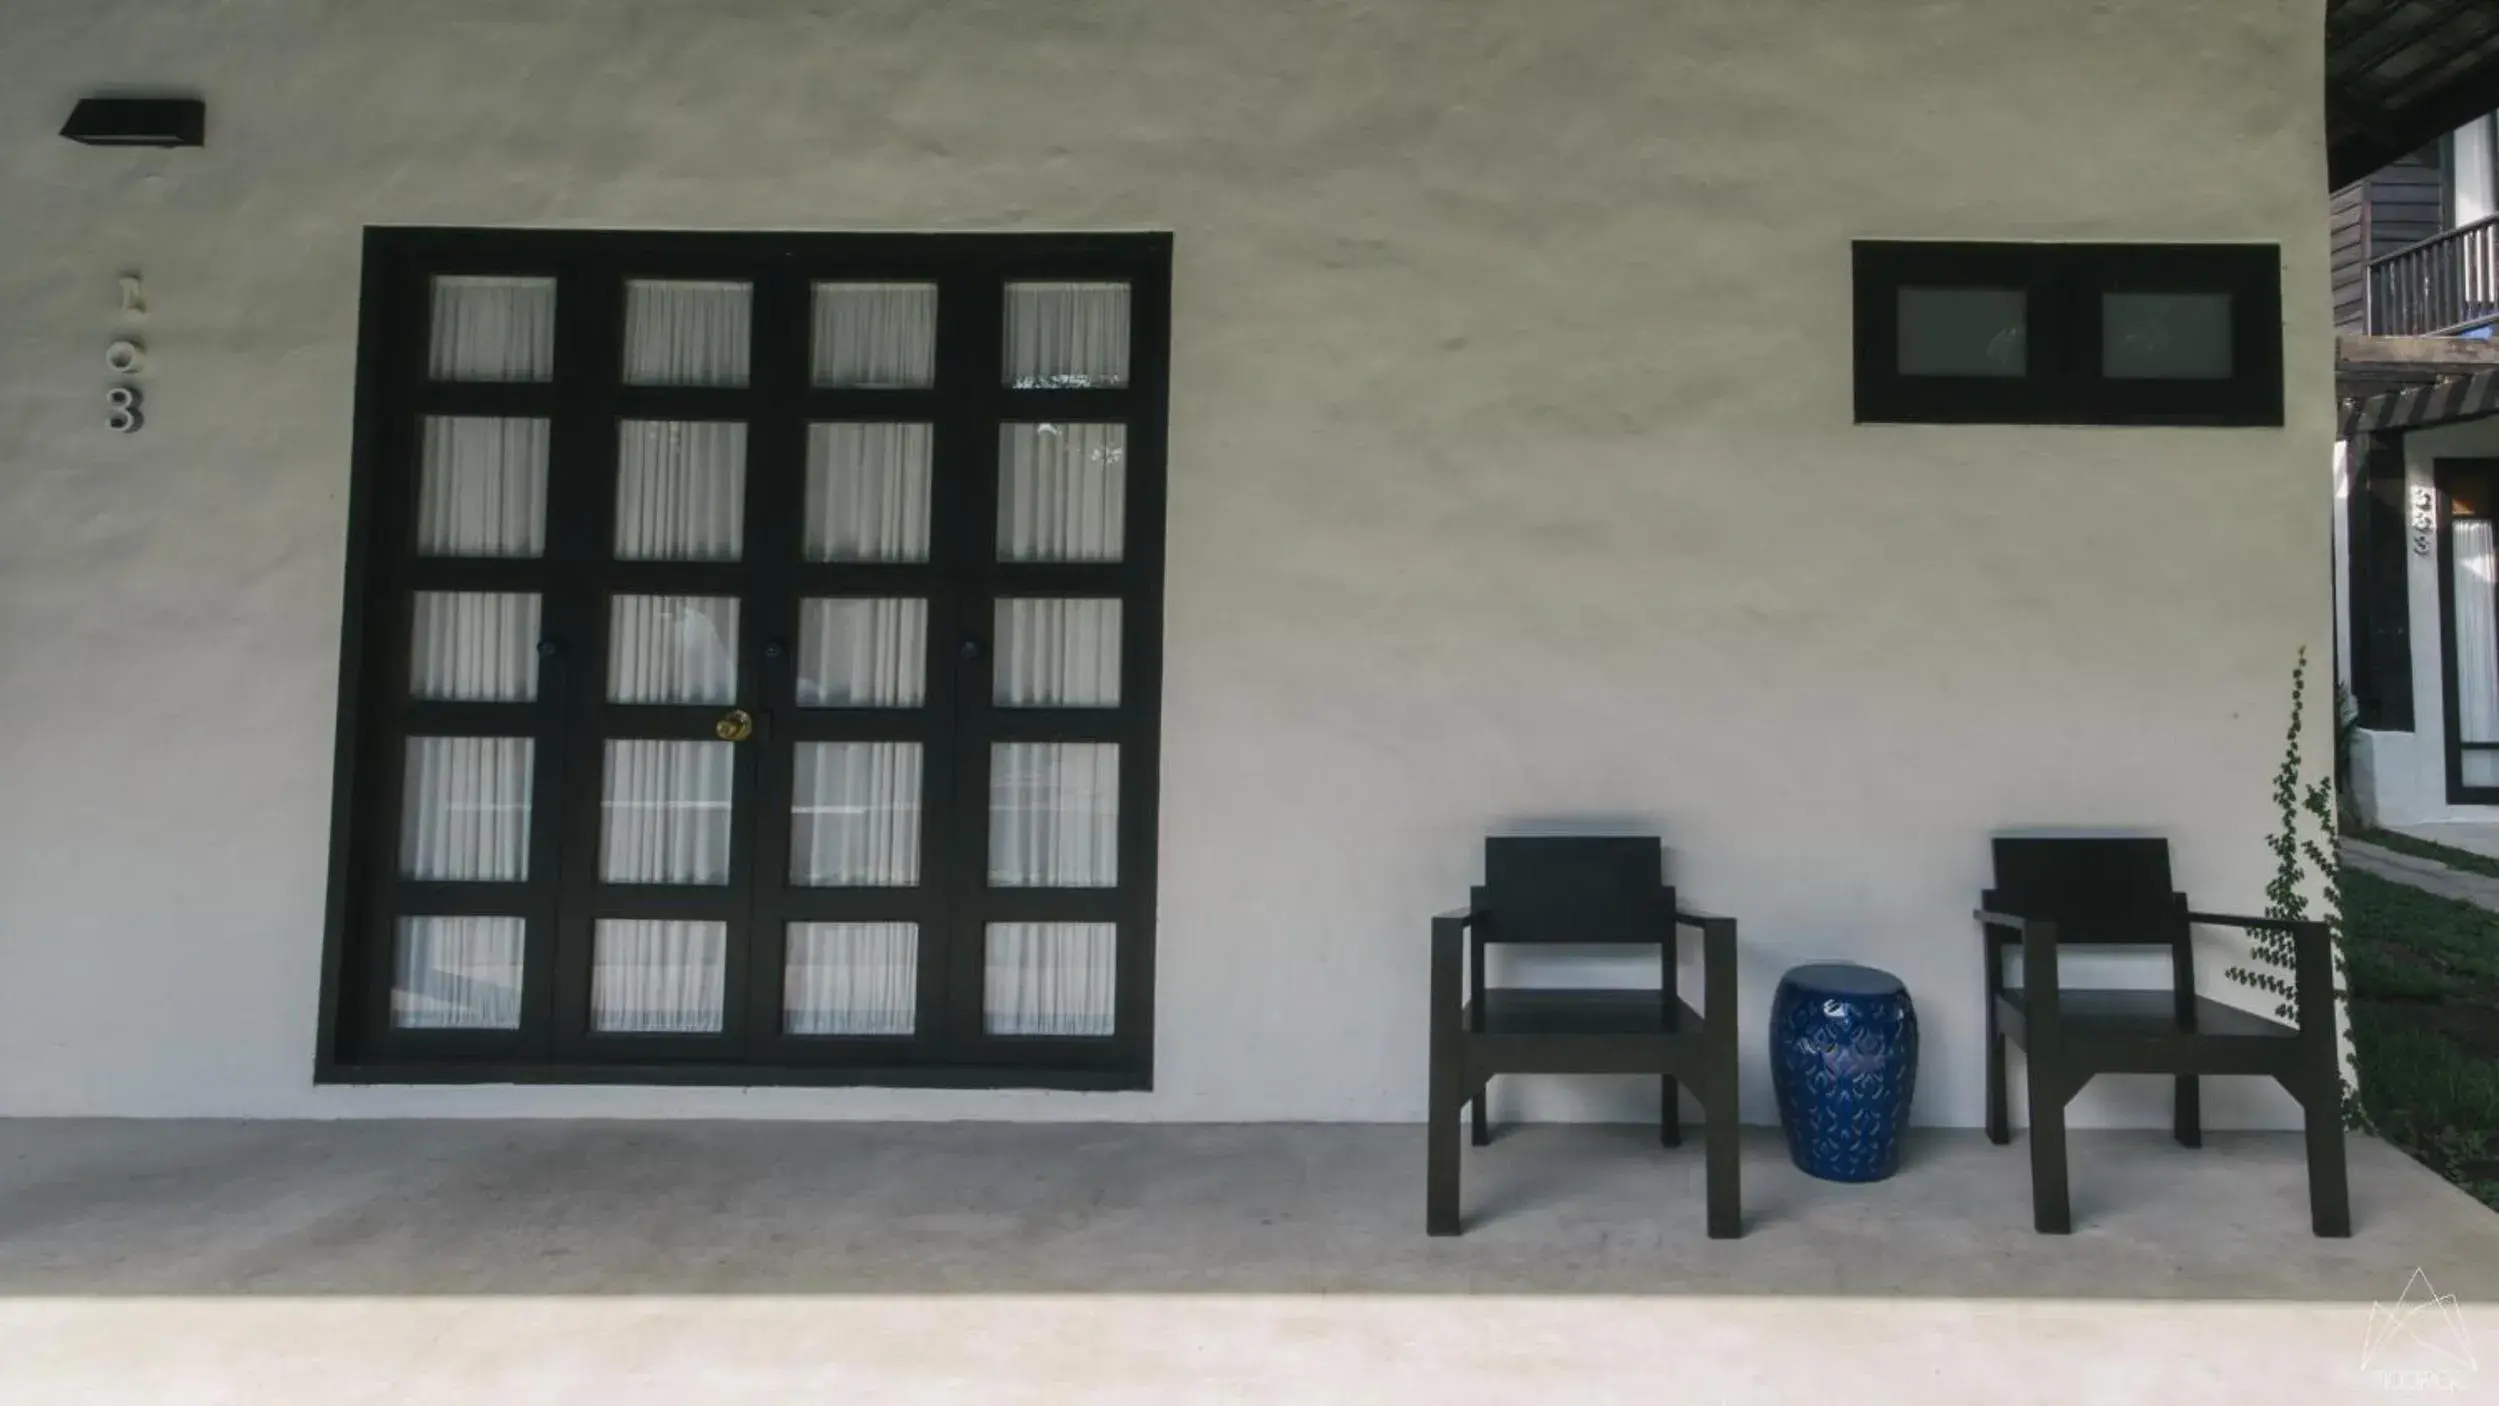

2346,431,2415,731
320,1059,1149,1090
318,228,1173,1089
1853,241,2285,428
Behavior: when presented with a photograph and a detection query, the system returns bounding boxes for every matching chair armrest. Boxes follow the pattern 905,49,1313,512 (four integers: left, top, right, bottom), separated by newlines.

1975,907,2055,933
1433,908,1477,931
2190,913,2338,1035
2185,910,2327,936
1670,911,1737,1034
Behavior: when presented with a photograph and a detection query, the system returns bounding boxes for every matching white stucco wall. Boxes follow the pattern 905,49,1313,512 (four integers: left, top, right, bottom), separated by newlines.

2352,416,2499,825
0,0,2330,1127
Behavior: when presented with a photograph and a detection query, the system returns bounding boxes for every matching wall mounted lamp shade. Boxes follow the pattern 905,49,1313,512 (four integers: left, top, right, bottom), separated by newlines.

60,97,204,148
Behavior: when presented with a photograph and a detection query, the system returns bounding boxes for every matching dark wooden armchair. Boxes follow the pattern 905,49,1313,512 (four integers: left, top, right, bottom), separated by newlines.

1428,835,1741,1238
1978,836,2349,1236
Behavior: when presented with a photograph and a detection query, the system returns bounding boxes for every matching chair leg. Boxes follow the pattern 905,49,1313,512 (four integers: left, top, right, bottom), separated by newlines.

2173,1075,2201,1149
1985,1028,2010,1146
1703,1058,1741,1239
1429,917,1463,1236
2026,1061,2072,1234
1428,1072,1461,1237
1471,1077,1491,1147
2302,1080,2353,1238
1661,1076,1683,1148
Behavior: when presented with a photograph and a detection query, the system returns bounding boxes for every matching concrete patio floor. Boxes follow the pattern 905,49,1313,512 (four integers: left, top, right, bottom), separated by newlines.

1,1120,2494,1404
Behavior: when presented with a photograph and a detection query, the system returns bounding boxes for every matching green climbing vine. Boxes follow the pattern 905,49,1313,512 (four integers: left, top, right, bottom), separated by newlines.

2225,647,2363,1126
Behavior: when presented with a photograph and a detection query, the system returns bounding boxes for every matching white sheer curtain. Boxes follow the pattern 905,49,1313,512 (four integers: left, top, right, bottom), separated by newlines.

602,741,734,885
791,742,921,886
813,283,937,387
418,417,548,557
615,422,746,561
806,424,932,562
400,737,533,880
608,595,738,704
624,280,752,387
393,916,524,1030
410,592,540,702
798,598,926,707
592,919,726,1032
995,599,1120,707
429,277,555,382
999,424,1125,562
985,923,1116,1035
1005,282,1130,388
2456,520,2499,786
786,923,917,1035
989,743,1117,887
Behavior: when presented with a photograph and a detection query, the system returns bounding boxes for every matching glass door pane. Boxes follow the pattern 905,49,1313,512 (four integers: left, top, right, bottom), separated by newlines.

989,743,1118,888
393,917,526,1030
601,740,735,885
984,923,1116,1035
2454,518,2499,787
592,919,728,1032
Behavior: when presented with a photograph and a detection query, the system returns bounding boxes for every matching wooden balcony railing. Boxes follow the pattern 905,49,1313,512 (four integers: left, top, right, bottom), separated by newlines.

2369,214,2499,337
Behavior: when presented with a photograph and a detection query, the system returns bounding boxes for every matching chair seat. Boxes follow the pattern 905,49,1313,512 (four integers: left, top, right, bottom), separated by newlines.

1999,987,2295,1041
1464,987,1706,1037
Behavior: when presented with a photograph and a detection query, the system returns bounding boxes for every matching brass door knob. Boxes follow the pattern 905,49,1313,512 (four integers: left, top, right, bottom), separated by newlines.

714,709,754,742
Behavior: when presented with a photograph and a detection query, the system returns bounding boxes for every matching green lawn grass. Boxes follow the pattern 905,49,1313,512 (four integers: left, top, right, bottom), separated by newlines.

2340,869,2499,1211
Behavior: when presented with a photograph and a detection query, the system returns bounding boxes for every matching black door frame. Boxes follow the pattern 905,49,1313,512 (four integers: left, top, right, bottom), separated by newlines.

2434,457,2499,806
316,228,1171,1089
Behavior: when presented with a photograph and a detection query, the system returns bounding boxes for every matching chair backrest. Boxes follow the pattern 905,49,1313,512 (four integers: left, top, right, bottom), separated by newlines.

1984,836,2188,947
1471,835,1672,944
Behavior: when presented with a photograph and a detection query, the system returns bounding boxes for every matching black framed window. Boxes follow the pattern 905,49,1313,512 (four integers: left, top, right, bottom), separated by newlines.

318,229,1171,1089
1853,242,2283,426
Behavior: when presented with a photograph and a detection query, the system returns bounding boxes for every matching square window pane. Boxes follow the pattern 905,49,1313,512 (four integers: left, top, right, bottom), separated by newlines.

786,922,917,1035
393,917,524,1030
1006,282,1130,387
411,592,540,702
989,743,1118,887
798,598,927,707
1898,287,2026,377
608,595,739,704
418,417,548,557
812,283,937,388
592,919,726,1033
806,424,933,562
601,740,734,885
429,276,554,382
400,737,533,881
616,422,746,561
999,424,1125,562
624,280,751,386
791,742,922,886
2103,291,2234,380
996,599,1121,707
985,923,1115,1035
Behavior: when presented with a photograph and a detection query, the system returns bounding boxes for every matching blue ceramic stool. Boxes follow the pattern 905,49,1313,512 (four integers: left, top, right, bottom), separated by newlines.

1770,963,1918,1183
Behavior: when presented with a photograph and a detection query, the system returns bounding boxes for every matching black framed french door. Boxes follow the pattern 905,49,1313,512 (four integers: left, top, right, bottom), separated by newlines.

319,229,1170,1088
2435,458,2499,806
